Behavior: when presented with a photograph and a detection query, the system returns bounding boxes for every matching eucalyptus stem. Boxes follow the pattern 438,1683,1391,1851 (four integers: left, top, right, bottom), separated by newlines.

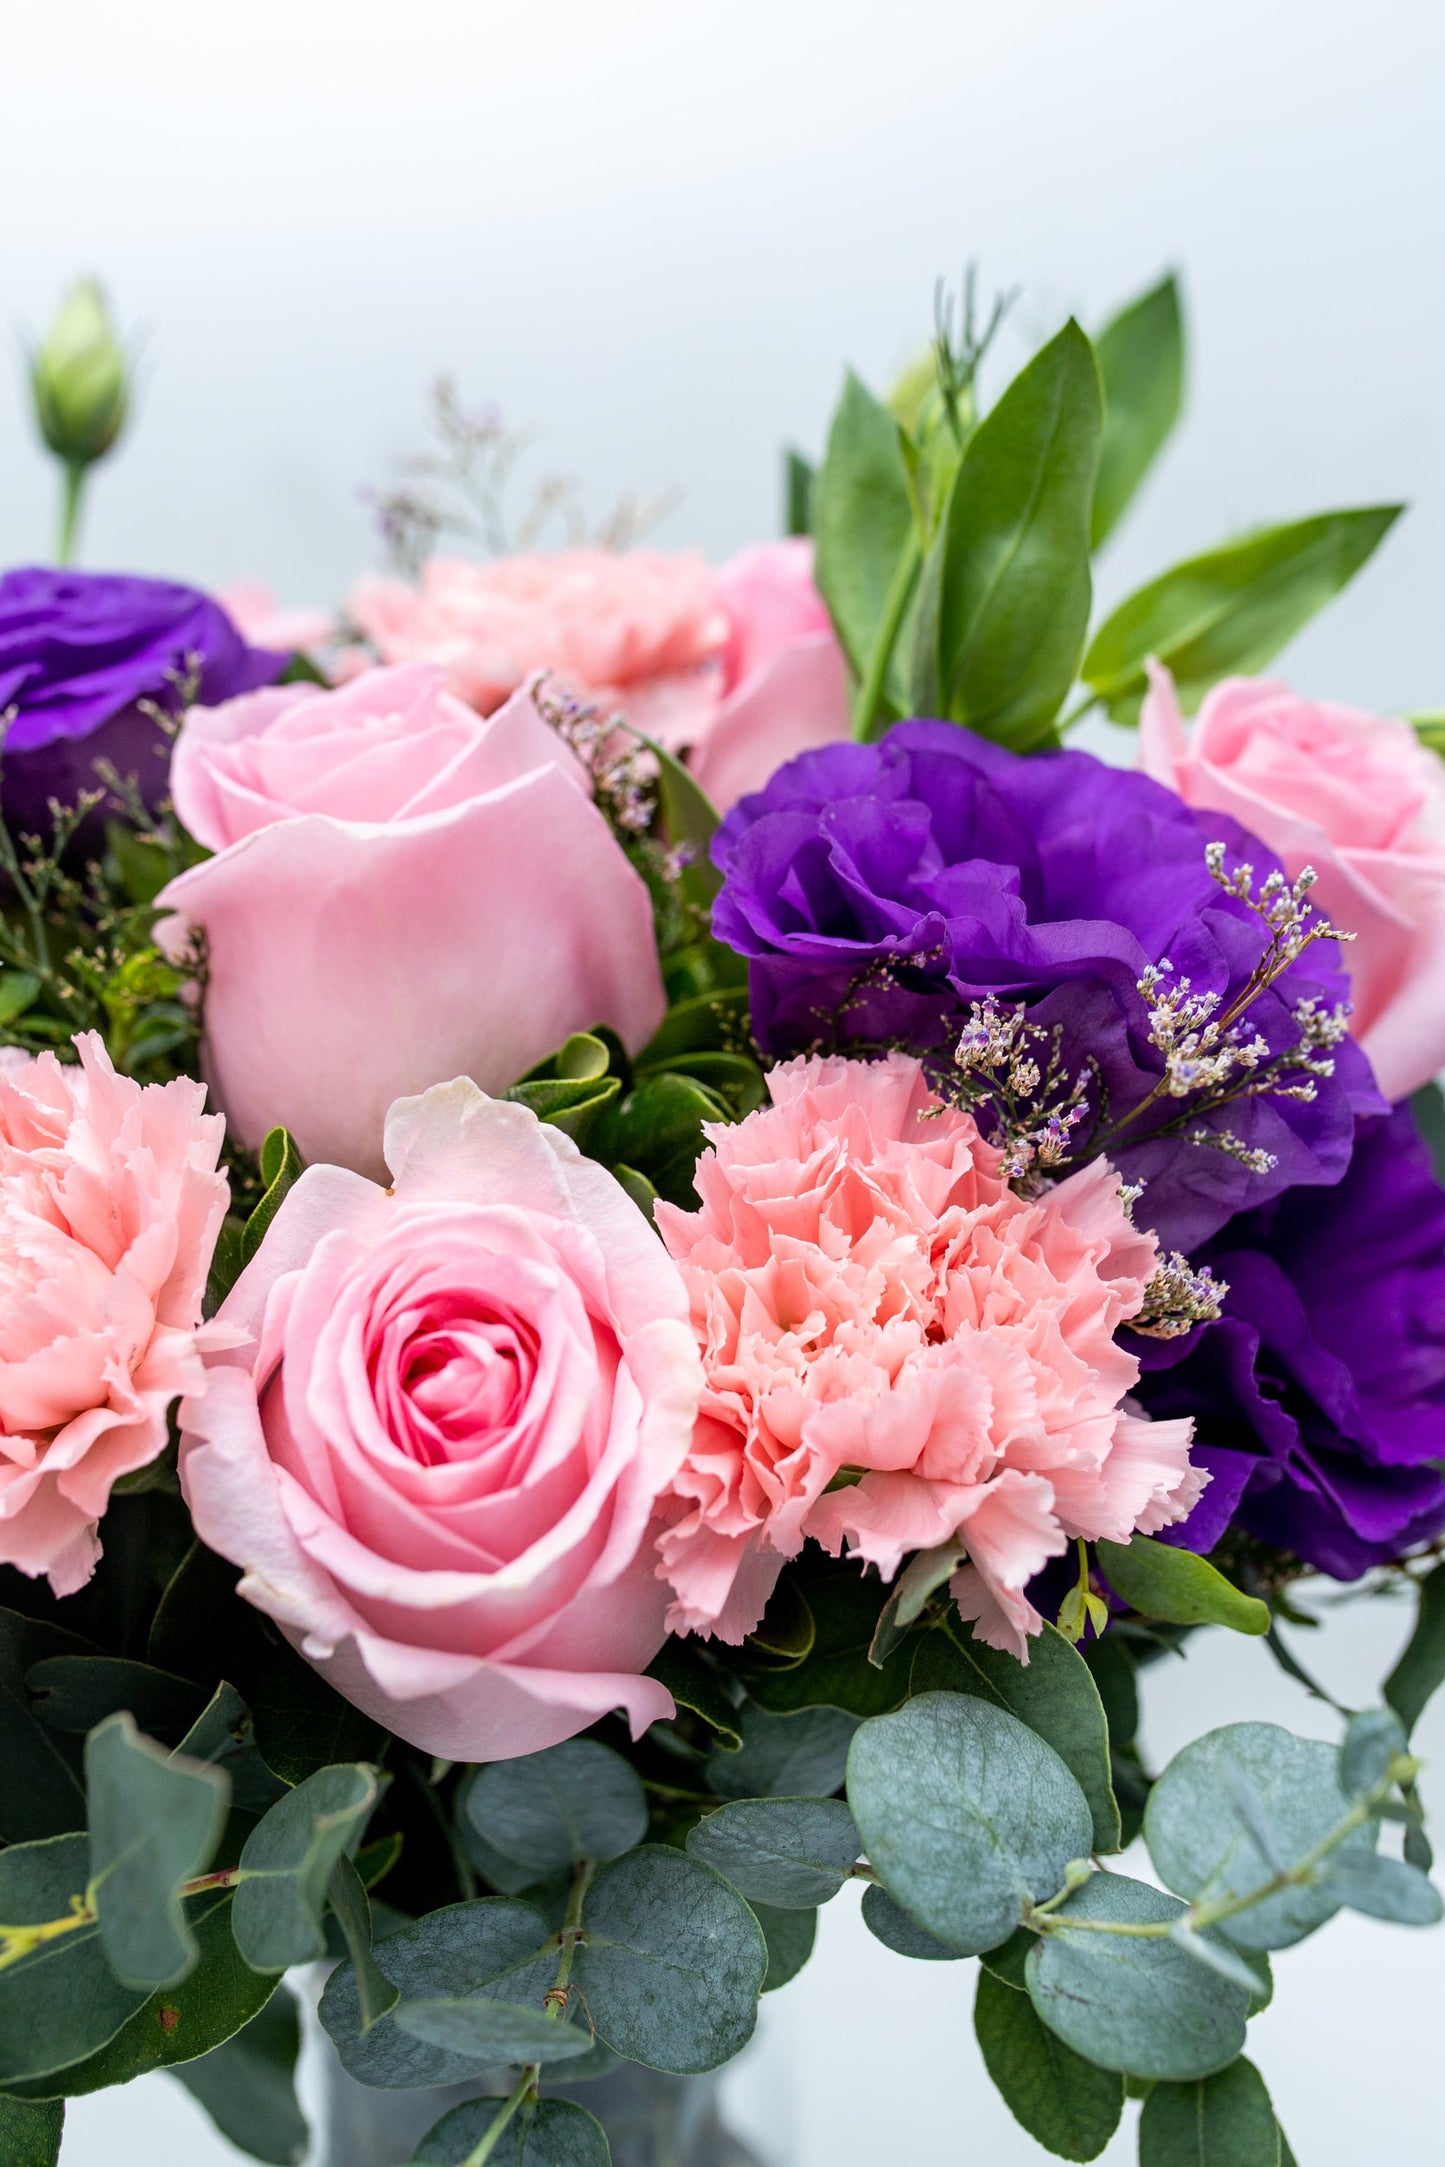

851,534,921,741
464,2067,535,2167
0,1863,244,1973
56,462,87,567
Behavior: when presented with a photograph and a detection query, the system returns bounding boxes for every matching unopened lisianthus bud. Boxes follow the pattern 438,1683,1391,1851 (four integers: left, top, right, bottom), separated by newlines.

29,278,129,468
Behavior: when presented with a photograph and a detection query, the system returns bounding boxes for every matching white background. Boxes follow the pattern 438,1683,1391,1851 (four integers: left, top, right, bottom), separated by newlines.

5,1,1443,2159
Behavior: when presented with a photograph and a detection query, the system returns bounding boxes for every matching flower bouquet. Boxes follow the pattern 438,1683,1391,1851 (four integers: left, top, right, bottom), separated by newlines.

1,271,1443,2167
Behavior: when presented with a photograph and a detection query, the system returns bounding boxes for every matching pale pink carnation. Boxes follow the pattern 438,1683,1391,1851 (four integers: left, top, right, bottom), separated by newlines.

0,1035,238,1595
655,1054,1204,1657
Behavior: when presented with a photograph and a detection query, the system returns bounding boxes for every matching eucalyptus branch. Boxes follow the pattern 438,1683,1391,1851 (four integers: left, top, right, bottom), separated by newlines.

470,1859,597,2167
0,1865,242,1973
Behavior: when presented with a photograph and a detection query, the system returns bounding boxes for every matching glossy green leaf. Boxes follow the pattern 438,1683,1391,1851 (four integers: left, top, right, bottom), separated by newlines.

651,736,723,911
172,1988,309,2167
1091,272,1185,547
394,1996,594,2064
784,447,815,539
231,1762,380,1971
1082,506,1402,724
86,1712,229,1990
847,1693,1093,1954
645,1638,742,1751
743,1574,815,1668
686,1797,860,1907
867,1540,965,1666
913,1614,1120,1852
975,1964,1124,2161
573,1846,767,2073
1096,1537,1269,1636
0,968,43,1024
27,1656,206,1740
596,1071,731,1209
916,318,1102,749
741,1558,914,1719
0,1834,146,2083
860,1881,966,1961
813,369,916,678
463,1739,647,1875
705,1702,857,1801
409,2097,610,2166
0,2097,63,2167
328,1854,400,2030
172,1682,288,1817
1027,1874,1249,2080
752,1900,817,1992
1138,2057,1281,2167
0,1607,90,1841
241,1127,305,1263
1385,1558,1445,1736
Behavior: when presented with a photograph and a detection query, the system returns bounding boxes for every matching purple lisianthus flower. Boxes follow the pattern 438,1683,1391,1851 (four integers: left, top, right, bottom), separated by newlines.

711,722,1383,1249
1131,1104,1445,1577
0,566,284,835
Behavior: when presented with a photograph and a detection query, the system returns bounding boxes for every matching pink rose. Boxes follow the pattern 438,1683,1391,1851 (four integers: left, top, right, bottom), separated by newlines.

0,1034,236,1595
1140,664,1445,1101
686,540,852,814
217,582,336,663
178,1078,704,1760
656,1054,1202,1656
156,663,664,1179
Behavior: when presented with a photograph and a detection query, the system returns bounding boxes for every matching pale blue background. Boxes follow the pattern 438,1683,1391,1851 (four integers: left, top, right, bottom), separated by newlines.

5,0,1443,2157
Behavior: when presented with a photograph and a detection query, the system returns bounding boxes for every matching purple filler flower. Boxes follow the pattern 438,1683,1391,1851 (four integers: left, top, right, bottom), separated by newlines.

1132,1104,1445,1578
712,722,1383,1249
0,566,283,834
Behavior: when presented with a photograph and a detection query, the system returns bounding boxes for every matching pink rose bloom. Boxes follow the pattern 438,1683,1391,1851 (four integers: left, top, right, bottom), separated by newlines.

686,540,852,814
349,551,728,749
179,1078,704,1761
1140,663,1445,1101
656,1054,1203,1656
0,1034,236,1596
156,663,664,1179
218,582,336,662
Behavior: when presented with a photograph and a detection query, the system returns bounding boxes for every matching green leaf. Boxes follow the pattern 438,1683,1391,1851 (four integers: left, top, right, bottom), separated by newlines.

752,1900,817,1992
847,1692,1094,1954
85,1712,229,1990
393,1996,594,2064
1138,2057,1281,2167
813,369,917,679
918,319,1102,749
913,1614,1121,1853
28,1655,206,1739
172,1681,288,1817
241,1127,305,1264
860,1881,966,1961
1091,272,1185,548
1096,1537,1269,1636
1144,1721,1376,1950
573,1845,767,2073
639,988,752,1067
0,2098,62,2167
741,1557,914,1719
1408,1081,1445,1186
0,1834,148,2083
686,1797,860,1907
1081,506,1402,725
784,448,815,539
172,1988,309,2167
328,1854,400,2030
319,1897,556,2089
463,1740,648,1875
743,1574,816,1668
975,1964,1124,2161
596,1071,731,1209
1385,1558,1445,1736
1340,1708,1408,1798
231,1762,380,1971
645,1639,742,1752
651,737,723,912
1323,1851,1443,1925
868,1540,966,1666
0,968,43,1024
1026,1873,1250,2080
409,2097,610,2166
705,1702,857,1801
0,1607,90,1842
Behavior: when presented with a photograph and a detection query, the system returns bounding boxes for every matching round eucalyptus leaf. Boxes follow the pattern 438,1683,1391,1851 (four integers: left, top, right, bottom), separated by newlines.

847,1693,1093,1953
686,1798,859,1907
410,2096,610,2166
393,1997,594,2066
1026,1874,1249,2081
705,1704,857,1801
1324,1852,1444,1925
1138,2056,1281,2167
751,1902,817,1992
860,1883,967,1962
463,1741,648,1874
1144,1722,1376,1950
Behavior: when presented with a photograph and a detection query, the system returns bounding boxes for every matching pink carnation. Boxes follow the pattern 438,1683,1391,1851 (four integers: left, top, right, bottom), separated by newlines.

0,1035,237,1595
655,1054,1204,1657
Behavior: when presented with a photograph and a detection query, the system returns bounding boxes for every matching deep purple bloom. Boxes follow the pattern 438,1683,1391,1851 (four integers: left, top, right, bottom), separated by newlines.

711,722,1383,1249
1132,1105,1445,1577
0,567,283,834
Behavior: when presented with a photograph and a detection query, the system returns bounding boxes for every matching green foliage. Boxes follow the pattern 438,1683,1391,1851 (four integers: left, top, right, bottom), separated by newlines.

572,1847,768,2073
240,1127,306,1265
974,1964,1124,2161
393,1996,595,2063
860,1882,966,1961
1322,1851,1443,1925
753,1900,817,1992
1026,1875,1250,2080
740,1558,914,1719
1138,2057,1281,2167
686,1797,860,1907
912,1614,1120,1853
813,370,917,681
463,1739,648,1876
27,1655,205,1740
650,736,723,912
1409,1080,1445,1184
0,1607,90,1841
172,1988,309,2167
646,1639,743,1751
85,1713,229,1990
1340,1708,1408,1798
328,1854,400,2031
847,1693,1094,1953
409,2097,611,2167
0,2097,63,2167
595,1069,733,1209
1081,505,1401,724
1385,1558,1445,1736
784,447,815,538
1096,1537,1269,1636
171,1682,288,1817
230,1762,381,1971
0,1834,147,2083
1091,272,1185,547
705,1702,857,1801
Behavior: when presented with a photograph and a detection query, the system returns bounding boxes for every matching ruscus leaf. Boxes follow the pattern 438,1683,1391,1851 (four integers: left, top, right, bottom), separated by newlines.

813,369,917,678
975,1964,1124,2161
1096,1537,1268,1636
1138,2056,1282,2167
1385,1558,1445,1737
0,2096,63,2167
1091,271,1185,547
171,1987,309,2166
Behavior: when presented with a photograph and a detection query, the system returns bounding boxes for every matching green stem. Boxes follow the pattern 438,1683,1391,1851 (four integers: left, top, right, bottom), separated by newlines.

56,462,86,567
464,2067,535,2167
850,534,922,741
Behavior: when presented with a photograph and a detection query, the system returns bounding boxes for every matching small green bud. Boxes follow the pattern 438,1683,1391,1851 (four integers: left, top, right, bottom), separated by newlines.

29,278,130,469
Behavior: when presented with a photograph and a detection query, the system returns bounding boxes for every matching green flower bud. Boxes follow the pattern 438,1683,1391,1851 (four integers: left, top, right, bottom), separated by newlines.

29,278,130,470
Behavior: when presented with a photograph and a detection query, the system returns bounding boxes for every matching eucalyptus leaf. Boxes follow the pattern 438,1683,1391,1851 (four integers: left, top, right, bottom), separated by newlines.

975,1964,1124,2161
0,1833,147,2083
868,1541,965,1666
1167,1922,1270,1997
0,2097,63,2167
1385,1558,1445,1737
705,1703,857,1801
463,1739,647,1874
860,1881,967,1961
173,1682,288,1816
752,1901,817,1992
231,1761,380,1971
171,1986,308,2166
573,1846,767,2073
1081,505,1401,725
1091,272,1185,548
1096,1537,1269,1636
1138,2057,1281,2167
847,1693,1093,1953
1322,1851,1444,1925
1026,1874,1249,2081
393,1996,594,2065
328,1853,401,2030
1340,1708,1408,1798
686,1797,860,1907
86,1711,229,1991
409,2097,610,2167
813,369,916,678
